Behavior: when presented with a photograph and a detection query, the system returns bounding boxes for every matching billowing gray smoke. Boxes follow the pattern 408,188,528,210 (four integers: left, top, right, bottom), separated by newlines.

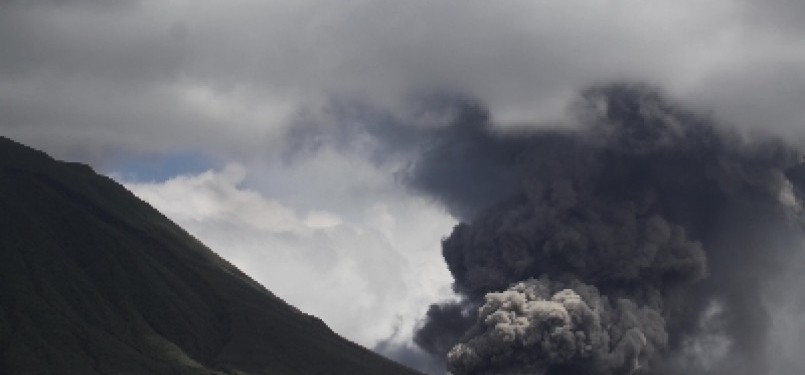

403,84,805,375
447,277,666,375
286,83,805,374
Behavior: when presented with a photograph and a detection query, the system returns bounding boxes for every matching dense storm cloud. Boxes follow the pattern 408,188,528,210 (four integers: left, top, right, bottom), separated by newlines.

402,84,805,374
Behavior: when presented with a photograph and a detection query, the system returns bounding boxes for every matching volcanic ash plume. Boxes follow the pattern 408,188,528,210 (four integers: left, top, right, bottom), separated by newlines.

447,277,666,375
408,84,805,374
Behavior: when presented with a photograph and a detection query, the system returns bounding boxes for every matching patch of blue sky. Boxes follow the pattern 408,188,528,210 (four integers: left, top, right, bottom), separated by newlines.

107,152,215,183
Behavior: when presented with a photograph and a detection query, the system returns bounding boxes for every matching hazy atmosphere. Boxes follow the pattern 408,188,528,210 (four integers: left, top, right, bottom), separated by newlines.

3,1,805,374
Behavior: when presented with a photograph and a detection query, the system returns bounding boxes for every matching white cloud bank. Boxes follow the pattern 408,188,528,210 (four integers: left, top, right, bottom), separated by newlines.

119,160,457,348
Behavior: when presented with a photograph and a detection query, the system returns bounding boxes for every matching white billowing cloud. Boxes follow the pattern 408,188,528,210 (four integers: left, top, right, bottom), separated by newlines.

125,164,306,234
119,158,457,347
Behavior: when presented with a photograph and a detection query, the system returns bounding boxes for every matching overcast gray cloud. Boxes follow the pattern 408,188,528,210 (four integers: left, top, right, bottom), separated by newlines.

2,0,804,164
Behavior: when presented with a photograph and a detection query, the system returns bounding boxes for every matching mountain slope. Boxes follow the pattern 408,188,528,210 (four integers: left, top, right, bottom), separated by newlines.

0,136,421,375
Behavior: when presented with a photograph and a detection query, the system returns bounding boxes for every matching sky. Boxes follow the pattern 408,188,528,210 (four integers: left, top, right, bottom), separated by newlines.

2,0,805,373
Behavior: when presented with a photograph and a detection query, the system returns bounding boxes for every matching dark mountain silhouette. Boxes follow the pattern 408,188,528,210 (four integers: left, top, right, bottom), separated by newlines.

0,136,422,375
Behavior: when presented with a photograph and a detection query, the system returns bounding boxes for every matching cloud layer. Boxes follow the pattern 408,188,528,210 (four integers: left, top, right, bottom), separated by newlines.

3,0,804,164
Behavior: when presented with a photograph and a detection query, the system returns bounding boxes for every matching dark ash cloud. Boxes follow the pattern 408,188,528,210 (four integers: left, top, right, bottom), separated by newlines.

367,83,805,374
447,277,667,375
